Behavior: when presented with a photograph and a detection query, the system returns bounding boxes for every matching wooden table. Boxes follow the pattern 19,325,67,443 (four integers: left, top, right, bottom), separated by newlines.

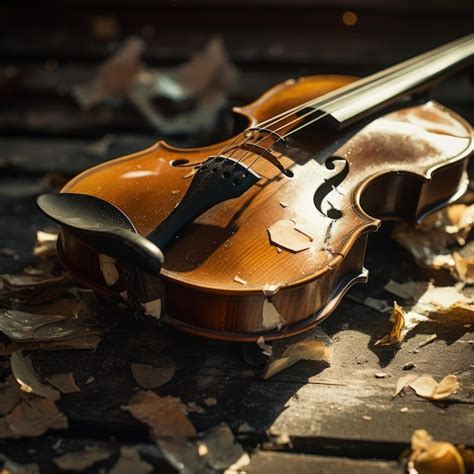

0,2,472,472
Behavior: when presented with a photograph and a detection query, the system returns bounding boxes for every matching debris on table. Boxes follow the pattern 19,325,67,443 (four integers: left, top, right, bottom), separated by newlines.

0,396,68,439
392,202,474,282
374,302,405,346
408,429,470,474
157,423,249,474
393,374,459,401
263,328,332,379
53,446,111,471
122,390,196,440
375,279,473,345
130,357,176,389
109,446,153,474
409,374,459,401
11,351,60,401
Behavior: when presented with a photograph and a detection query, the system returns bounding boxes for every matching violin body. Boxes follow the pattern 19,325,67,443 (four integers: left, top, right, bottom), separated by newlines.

55,74,472,341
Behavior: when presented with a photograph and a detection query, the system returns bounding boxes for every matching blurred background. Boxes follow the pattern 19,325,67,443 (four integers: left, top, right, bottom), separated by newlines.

0,1,472,148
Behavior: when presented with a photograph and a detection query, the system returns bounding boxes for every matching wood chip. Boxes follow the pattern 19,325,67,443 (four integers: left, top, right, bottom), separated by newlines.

3,398,68,438
262,299,284,330
122,390,196,440
204,397,217,406
46,373,80,394
99,253,119,286
233,274,247,285
11,351,60,401
267,219,312,252
375,302,405,346
109,446,153,474
130,358,176,389
409,375,459,400
186,401,205,414
264,338,332,379
256,336,272,357
54,447,111,471
141,298,162,319
262,283,281,296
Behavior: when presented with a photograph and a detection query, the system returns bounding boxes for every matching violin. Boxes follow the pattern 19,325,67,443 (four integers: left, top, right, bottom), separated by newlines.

38,34,473,341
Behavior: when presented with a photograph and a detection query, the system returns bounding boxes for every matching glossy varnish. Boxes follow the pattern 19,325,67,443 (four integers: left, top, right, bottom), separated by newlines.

58,75,472,340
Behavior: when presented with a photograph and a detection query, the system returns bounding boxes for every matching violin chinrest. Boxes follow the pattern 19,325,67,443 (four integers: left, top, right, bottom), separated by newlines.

37,193,164,276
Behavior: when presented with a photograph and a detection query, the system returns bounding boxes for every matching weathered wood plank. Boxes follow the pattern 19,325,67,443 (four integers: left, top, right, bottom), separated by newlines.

0,188,473,451
246,451,402,474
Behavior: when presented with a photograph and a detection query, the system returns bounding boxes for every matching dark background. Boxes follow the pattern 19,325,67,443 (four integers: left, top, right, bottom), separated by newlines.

0,0,472,146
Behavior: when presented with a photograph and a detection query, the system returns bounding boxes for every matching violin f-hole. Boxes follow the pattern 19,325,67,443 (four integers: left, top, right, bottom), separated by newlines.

313,156,349,219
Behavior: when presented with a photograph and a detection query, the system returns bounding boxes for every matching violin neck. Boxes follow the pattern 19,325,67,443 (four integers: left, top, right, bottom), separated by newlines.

317,34,473,128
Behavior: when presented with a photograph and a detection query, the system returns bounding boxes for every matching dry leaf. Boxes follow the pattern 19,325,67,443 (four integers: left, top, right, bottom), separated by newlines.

264,338,332,379
392,204,474,282
453,249,474,284
99,254,119,286
409,375,459,400
393,374,418,397
46,373,80,394
0,375,21,415
54,447,111,471
130,358,175,389
380,280,474,343
129,37,238,134
0,272,66,291
375,302,405,346
141,298,162,319
4,397,68,438
11,351,60,401
267,219,312,252
409,429,465,474
0,309,65,342
73,37,145,109
109,446,153,474
122,390,196,440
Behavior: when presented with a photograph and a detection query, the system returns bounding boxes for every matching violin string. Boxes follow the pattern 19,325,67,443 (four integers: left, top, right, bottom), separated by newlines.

241,36,472,173
220,35,470,171
218,38,458,172
249,34,470,133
